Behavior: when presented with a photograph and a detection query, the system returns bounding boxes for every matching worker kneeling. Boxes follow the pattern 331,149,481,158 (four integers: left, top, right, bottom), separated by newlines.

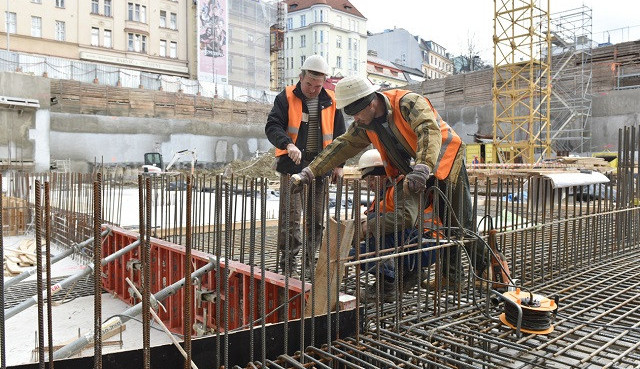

352,149,440,303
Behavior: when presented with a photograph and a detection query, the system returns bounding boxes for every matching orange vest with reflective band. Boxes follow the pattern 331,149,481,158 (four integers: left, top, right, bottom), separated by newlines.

367,186,443,234
275,85,337,157
365,90,461,180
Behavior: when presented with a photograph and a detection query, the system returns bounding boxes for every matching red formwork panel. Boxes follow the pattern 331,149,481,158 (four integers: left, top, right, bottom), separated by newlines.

101,226,308,335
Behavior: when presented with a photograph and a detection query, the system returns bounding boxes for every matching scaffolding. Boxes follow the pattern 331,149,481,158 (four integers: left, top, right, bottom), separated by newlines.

493,0,552,163
547,6,593,155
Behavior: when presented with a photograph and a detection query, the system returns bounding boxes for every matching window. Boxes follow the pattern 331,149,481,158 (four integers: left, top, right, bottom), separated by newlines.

128,33,147,53
300,14,306,27
160,10,166,27
159,40,166,57
104,0,112,16
31,16,42,37
170,13,177,29
301,55,306,66
169,41,177,58
300,35,306,47
336,56,342,68
353,39,358,51
32,0,42,3
286,17,292,30
55,0,65,8
290,57,293,69
91,27,99,46
375,66,383,72
336,36,341,49
55,21,66,41
336,15,342,28
5,12,16,34
128,3,146,22
104,29,112,47
91,0,99,14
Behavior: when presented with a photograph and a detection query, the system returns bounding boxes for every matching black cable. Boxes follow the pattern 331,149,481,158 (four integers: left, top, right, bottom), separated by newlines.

504,303,553,331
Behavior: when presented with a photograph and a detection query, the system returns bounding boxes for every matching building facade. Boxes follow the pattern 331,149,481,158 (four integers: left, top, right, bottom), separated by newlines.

368,28,453,80
366,53,406,88
420,40,453,79
0,0,190,77
283,0,367,86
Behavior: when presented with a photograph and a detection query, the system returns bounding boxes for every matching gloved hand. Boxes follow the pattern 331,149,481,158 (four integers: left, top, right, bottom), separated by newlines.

286,143,302,165
290,167,314,192
405,164,430,193
330,167,343,184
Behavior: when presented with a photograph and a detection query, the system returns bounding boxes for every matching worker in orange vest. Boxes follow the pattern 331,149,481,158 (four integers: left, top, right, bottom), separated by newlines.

354,149,440,302
293,75,488,290
265,55,346,277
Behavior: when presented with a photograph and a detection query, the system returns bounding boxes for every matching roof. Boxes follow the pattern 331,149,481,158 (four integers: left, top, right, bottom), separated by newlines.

391,62,424,77
367,55,401,70
285,0,365,18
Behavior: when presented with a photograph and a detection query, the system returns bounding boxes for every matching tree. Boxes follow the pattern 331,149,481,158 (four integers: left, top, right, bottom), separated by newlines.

453,32,488,74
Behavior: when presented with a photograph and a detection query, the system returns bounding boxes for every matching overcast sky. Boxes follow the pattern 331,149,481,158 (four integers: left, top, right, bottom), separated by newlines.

348,0,640,62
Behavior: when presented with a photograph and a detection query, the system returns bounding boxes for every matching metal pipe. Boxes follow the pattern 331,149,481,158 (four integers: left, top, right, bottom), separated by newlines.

5,238,140,320
3,230,111,290
53,259,216,360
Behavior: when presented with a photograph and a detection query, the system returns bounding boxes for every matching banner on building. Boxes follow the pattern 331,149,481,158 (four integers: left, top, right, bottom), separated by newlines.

197,0,228,85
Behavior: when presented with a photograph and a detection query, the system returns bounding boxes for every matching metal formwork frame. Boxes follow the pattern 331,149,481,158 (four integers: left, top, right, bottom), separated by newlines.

101,226,307,335
493,0,552,163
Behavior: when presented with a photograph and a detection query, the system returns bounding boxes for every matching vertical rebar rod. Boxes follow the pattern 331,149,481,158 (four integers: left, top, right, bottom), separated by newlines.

44,182,54,369
142,177,151,369
184,176,193,369
223,177,230,369
35,180,44,368
93,174,102,369
0,173,4,369
260,178,267,366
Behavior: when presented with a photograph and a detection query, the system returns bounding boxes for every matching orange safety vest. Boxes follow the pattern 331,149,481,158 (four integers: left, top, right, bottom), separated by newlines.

365,90,461,181
367,185,443,234
275,85,337,157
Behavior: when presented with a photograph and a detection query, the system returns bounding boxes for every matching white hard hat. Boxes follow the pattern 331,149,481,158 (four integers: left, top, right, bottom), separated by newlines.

358,149,385,178
335,75,379,111
301,55,330,76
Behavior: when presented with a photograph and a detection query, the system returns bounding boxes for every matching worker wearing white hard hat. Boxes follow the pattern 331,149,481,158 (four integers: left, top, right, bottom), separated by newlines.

265,54,345,278
292,75,489,292
353,149,441,301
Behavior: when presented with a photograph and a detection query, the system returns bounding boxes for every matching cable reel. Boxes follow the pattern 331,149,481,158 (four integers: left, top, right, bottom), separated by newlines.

499,288,559,337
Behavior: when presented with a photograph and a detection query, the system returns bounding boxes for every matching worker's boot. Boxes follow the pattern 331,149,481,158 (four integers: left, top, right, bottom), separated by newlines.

422,276,463,292
360,277,396,303
401,270,421,293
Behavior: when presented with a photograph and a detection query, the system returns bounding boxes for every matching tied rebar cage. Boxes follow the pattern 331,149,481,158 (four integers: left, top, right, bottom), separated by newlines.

1,127,640,368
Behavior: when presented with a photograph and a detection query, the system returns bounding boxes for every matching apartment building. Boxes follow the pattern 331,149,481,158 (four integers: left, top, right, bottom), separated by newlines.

0,0,190,76
421,40,453,79
368,28,453,80
283,0,367,86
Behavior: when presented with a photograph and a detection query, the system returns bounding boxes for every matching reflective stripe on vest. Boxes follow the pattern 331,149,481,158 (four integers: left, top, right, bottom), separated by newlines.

365,90,461,180
275,85,337,157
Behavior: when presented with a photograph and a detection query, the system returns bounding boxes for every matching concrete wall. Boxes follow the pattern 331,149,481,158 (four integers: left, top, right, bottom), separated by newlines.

590,89,640,152
0,72,51,171
50,113,272,172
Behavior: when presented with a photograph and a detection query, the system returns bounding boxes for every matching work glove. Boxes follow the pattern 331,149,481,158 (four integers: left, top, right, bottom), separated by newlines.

290,167,314,193
286,143,302,165
405,164,430,193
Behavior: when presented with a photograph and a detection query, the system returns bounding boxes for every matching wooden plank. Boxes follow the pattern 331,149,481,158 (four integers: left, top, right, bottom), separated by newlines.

305,217,354,317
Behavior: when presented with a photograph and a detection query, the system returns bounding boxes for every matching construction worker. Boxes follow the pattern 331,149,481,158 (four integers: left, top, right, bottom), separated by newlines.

354,149,439,302
292,75,487,289
265,55,346,277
